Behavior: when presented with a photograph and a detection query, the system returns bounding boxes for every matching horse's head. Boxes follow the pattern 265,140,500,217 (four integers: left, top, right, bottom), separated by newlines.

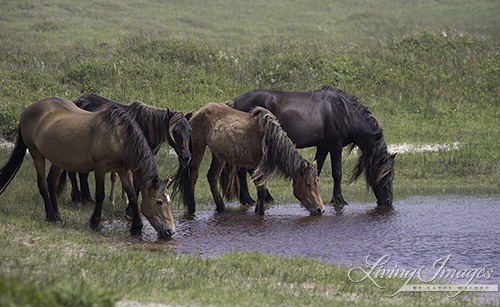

141,177,175,238
168,110,193,167
292,160,324,216
372,153,396,206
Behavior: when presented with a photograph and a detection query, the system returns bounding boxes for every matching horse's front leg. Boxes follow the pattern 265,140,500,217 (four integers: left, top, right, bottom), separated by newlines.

207,154,226,213
255,185,267,216
314,146,329,176
118,169,142,236
89,169,106,231
330,147,348,208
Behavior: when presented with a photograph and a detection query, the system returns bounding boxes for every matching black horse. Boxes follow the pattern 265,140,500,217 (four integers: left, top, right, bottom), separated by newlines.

227,86,395,207
62,93,192,208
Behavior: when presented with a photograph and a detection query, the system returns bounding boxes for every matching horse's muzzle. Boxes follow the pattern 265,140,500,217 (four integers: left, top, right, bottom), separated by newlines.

310,207,324,216
157,227,174,239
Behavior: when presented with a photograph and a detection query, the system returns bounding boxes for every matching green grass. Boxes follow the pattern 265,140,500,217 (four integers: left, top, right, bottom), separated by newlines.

1,0,499,305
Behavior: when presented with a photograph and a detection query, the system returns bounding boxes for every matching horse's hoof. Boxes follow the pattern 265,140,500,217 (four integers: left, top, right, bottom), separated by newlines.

130,225,143,237
90,223,103,232
239,196,256,206
215,206,226,213
47,215,62,223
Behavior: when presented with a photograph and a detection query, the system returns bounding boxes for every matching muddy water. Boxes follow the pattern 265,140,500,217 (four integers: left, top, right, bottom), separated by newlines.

112,195,500,302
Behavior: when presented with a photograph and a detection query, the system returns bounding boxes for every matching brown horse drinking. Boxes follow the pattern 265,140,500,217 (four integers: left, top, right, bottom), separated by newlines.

228,86,396,208
172,103,324,216
0,97,175,238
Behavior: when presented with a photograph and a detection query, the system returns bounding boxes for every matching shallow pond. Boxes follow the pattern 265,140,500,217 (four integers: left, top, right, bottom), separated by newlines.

110,194,500,303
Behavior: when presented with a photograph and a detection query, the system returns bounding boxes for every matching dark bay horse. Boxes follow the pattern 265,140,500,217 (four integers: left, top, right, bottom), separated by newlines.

172,103,324,216
227,86,396,207
0,97,175,238
65,93,192,206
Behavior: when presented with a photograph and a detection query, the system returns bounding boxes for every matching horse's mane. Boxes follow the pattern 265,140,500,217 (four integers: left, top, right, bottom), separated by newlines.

97,105,159,187
320,85,393,188
127,101,177,153
251,107,317,186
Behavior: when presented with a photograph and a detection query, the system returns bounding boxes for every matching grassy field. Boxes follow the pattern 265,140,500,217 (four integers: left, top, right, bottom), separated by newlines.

1,0,499,305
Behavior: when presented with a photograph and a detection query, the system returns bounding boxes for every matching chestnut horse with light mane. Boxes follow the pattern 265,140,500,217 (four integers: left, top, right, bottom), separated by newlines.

172,103,324,216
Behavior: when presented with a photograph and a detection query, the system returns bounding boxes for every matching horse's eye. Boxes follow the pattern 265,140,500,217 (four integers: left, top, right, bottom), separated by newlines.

156,200,163,207
306,184,312,188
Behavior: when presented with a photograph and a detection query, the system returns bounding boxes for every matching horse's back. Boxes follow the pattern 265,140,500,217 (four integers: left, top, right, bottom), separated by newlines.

74,93,126,112
19,97,113,172
192,103,263,167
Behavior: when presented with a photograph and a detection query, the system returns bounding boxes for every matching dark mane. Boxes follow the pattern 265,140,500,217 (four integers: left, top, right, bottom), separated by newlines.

320,86,393,188
251,107,317,186
127,101,174,153
96,105,158,187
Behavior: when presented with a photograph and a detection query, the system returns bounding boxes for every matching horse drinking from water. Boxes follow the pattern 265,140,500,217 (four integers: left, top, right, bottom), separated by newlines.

228,86,395,207
172,103,324,216
64,93,192,207
0,97,175,238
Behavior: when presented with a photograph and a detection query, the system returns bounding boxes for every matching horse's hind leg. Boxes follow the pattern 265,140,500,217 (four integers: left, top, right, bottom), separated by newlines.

255,185,267,216
207,154,226,213
78,172,94,203
68,171,82,206
47,165,64,219
32,153,60,222
237,167,255,206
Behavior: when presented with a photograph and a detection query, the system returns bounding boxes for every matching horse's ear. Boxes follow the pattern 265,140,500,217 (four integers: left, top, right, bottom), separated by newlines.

185,110,194,120
391,153,397,160
301,160,308,172
167,108,174,118
152,177,159,189
312,160,318,169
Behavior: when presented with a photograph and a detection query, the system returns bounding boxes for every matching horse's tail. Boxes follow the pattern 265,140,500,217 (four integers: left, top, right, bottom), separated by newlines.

0,127,27,195
219,163,240,200
171,161,194,210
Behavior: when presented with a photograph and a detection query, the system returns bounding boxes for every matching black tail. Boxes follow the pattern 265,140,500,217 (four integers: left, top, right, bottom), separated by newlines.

219,163,240,201
0,127,27,195
171,162,195,212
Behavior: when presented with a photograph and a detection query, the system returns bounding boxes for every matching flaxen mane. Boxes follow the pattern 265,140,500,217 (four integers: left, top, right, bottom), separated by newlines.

321,85,393,188
251,107,317,186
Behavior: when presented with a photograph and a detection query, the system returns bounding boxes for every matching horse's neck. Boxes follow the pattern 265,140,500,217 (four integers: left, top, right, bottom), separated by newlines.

130,107,171,149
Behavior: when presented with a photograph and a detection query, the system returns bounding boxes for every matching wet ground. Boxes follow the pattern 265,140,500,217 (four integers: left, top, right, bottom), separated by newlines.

107,194,500,304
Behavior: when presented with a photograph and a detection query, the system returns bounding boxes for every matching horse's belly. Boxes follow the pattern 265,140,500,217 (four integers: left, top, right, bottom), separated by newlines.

36,142,95,172
33,124,97,172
